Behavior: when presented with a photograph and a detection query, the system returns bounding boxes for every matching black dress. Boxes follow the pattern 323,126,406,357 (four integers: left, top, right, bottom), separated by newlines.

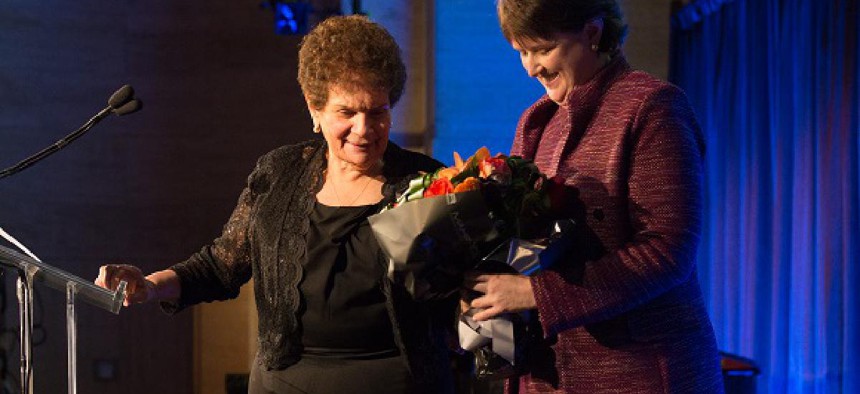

248,201,411,394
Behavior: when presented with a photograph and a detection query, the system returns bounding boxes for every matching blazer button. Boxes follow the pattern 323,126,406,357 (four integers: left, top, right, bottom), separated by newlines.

593,209,605,221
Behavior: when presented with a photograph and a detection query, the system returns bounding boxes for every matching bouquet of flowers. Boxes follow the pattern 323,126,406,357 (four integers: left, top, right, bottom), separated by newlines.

368,147,551,300
368,147,577,379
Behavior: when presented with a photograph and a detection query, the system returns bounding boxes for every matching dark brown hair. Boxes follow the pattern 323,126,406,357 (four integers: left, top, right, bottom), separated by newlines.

497,0,628,52
298,15,406,109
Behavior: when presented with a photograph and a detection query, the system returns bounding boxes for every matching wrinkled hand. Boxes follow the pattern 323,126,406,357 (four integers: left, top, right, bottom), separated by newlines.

463,272,536,321
95,264,155,306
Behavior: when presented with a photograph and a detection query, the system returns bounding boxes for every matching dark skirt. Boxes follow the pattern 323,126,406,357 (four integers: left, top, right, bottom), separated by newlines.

248,354,412,394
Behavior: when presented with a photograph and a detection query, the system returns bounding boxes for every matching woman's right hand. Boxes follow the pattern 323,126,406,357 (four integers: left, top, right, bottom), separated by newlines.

95,264,156,306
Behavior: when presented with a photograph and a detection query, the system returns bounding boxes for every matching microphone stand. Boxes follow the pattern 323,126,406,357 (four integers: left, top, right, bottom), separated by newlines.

0,84,138,392
1,103,111,390
0,84,141,181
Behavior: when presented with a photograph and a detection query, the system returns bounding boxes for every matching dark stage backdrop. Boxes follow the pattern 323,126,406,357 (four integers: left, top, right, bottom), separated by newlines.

671,0,859,392
0,1,309,392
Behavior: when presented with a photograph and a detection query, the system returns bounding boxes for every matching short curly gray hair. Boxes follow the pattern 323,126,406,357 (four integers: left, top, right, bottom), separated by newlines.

298,15,407,110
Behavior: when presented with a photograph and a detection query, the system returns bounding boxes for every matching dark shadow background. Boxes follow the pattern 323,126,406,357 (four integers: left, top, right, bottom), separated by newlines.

0,2,310,392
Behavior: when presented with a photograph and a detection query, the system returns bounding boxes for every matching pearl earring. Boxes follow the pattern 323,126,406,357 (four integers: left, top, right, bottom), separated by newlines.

313,123,321,134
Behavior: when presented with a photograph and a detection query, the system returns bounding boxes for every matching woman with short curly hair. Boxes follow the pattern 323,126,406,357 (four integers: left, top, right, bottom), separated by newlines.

96,15,454,394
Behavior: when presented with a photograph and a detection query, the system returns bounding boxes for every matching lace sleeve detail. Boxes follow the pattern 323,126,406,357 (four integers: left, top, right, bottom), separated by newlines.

161,160,269,313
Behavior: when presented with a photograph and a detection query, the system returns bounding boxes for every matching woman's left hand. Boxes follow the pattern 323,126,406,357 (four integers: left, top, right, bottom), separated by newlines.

463,272,537,321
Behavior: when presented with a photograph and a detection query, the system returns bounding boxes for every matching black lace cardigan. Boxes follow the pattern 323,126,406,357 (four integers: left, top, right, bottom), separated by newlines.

163,139,454,393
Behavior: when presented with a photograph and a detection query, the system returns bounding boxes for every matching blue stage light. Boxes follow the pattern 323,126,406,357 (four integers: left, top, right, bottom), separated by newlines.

272,1,310,35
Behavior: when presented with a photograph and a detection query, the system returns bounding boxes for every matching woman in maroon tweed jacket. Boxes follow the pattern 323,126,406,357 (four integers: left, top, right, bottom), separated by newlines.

463,1,724,392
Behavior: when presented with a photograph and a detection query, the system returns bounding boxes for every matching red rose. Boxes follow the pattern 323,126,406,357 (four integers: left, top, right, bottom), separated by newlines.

424,177,454,197
545,175,569,215
479,156,511,179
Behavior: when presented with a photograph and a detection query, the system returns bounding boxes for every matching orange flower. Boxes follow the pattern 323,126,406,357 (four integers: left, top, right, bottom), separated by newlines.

468,147,491,167
453,152,466,171
454,147,491,171
453,177,480,193
436,167,460,180
424,177,454,197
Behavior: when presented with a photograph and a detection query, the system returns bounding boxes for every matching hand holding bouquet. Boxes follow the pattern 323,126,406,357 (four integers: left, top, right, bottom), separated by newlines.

368,147,577,380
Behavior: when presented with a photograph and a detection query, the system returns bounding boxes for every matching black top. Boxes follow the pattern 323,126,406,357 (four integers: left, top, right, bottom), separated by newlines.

165,140,456,393
300,201,396,357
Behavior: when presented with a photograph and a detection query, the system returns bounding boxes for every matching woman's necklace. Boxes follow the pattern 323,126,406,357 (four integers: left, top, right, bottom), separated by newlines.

330,175,375,206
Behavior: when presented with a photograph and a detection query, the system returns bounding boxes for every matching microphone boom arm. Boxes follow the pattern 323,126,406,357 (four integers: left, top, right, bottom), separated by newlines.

0,84,141,180
0,107,112,180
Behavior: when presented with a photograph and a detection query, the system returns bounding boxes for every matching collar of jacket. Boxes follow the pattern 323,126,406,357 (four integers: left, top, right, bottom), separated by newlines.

516,54,632,161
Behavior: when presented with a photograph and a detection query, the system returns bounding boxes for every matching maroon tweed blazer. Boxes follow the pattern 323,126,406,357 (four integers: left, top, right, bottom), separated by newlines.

509,55,724,393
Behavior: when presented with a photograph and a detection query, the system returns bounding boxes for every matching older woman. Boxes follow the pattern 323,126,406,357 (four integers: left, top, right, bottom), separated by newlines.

463,1,724,393
95,16,453,394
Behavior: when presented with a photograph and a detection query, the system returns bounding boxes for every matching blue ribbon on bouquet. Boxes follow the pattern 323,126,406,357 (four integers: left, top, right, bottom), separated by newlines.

458,220,576,365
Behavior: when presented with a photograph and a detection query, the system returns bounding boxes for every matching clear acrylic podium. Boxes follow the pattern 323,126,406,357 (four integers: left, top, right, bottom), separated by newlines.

0,245,127,394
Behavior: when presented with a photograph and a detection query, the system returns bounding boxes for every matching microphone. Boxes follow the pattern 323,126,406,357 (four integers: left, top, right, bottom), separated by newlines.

0,85,143,180
114,98,143,116
108,85,134,109
91,85,143,121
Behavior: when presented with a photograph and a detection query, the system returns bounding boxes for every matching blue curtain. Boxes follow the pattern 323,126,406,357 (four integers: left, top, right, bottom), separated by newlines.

670,0,859,392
